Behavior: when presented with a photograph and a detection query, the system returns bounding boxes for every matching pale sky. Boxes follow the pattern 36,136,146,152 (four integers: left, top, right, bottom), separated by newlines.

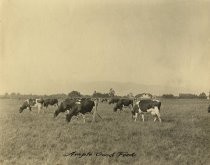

1,0,210,95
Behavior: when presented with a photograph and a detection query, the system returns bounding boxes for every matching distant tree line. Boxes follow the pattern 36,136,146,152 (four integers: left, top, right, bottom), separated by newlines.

0,90,208,100
162,94,177,99
0,92,68,99
0,89,114,100
161,92,207,99
92,91,110,98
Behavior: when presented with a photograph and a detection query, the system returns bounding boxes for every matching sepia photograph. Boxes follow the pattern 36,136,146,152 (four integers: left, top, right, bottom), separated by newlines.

0,0,210,164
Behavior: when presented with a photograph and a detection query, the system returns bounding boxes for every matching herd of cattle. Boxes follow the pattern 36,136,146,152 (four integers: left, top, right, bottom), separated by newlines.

19,97,163,123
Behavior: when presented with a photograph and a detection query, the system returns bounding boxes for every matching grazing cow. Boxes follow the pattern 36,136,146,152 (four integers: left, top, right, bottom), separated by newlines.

43,98,58,108
54,98,96,123
54,98,75,117
19,98,44,113
108,98,120,104
66,99,95,123
131,99,161,122
19,99,35,113
208,105,210,113
113,99,133,112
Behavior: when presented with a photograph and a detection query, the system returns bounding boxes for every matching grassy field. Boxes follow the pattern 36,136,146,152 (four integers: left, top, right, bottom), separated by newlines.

0,98,210,165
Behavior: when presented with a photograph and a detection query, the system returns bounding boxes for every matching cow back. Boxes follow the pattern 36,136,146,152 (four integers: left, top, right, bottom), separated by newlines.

138,100,161,112
80,100,95,114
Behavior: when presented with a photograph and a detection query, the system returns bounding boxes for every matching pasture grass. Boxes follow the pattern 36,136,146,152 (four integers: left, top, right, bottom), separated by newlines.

0,99,210,165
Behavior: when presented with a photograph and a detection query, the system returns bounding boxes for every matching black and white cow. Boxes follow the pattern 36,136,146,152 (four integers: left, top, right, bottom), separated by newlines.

43,98,58,108
66,99,95,123
131,99,162,122
54,98,96,123
19,99,34,113
113,99,133,112
19,98,44,113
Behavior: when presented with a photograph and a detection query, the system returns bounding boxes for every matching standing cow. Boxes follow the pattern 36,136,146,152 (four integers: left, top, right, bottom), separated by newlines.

132,99,162,122
43,98,58,108
113,99,133,112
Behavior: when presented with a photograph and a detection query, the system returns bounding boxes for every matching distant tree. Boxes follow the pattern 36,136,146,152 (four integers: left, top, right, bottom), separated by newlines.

92,91,109,98
68,91,81,98
10,92,16,98
4,92,9,98
109,88,115,97
162,94,175,99
179,93,198,99
198,92,207,99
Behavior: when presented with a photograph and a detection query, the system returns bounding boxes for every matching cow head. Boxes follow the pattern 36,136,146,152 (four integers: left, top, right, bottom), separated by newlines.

54,102,66,118
19,106,24,113
54,109,59,118
113,106,117,112
66,113,73,122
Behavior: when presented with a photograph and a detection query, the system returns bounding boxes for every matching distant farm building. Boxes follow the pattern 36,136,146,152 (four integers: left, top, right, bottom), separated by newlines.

135,93,153,100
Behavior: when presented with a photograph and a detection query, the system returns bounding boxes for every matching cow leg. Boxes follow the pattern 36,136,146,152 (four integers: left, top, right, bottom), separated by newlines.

119,105,123,112
154,116,157,122
38,104,42,114
38,105,40,113
82,114,86,123
92,106,97,122
41,105,44,113
37,105,40,114
66,113,73,122
66,110,75,122
129,104,133,111
141,114,145,122
134,113,138,122
157,113,162,122
154,107,161,122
